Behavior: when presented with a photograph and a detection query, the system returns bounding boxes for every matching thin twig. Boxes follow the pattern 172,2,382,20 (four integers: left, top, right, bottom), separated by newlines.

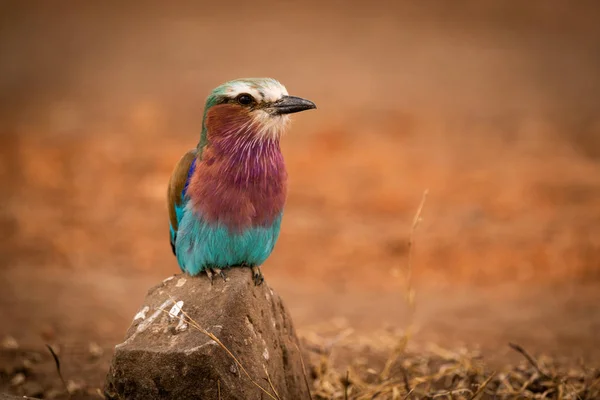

46,344,70,398
402,388,415,400
469,372,496,400
431,388,473,398
400,366,412,397
344,369,350,400
218,379,221,400
509,342,552,379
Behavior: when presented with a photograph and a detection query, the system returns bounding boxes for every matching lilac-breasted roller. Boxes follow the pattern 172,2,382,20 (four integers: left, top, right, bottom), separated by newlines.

167,78,316,284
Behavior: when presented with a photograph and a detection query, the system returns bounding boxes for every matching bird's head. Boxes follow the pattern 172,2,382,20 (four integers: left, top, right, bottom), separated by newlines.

198,78,316,149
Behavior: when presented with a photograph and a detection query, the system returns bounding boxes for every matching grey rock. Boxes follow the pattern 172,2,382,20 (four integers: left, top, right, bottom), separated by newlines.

104,269,310,400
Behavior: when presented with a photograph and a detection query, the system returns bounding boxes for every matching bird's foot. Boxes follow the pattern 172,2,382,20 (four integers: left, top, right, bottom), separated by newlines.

251,266,264,286
205,267,228,284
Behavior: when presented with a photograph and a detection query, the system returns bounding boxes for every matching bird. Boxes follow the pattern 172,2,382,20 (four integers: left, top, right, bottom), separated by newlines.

167,78,316,285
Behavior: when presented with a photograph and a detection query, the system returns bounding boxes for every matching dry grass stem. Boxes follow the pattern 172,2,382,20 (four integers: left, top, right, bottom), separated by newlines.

343,369,349,400
468,372,496,400
381,189,428,380
264,364,282,400
509,342,552,379
295,341,315,400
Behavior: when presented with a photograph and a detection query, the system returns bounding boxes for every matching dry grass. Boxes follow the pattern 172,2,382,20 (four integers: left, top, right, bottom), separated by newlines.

300,334,600,400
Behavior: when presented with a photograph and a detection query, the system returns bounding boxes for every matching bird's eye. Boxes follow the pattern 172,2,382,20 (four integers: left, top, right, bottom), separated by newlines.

236,94,254,106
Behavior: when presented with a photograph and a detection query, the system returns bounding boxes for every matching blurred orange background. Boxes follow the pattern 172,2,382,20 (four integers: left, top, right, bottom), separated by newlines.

1,0,600,364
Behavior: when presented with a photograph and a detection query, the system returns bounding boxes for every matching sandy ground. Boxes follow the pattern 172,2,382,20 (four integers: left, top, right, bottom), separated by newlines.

2,266,600,361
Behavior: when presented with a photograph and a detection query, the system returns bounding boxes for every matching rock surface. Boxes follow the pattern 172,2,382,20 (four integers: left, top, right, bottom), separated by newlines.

104,269,309,400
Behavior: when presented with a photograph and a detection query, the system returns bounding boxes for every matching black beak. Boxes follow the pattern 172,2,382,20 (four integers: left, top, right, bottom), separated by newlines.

269,95,317,115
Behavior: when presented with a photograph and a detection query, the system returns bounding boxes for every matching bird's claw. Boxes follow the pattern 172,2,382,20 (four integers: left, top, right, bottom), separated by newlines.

216,268,228,282
251,266,264,286
205,268,228,284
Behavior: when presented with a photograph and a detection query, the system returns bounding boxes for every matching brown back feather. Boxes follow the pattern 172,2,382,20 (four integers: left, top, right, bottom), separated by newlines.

167,149,198,230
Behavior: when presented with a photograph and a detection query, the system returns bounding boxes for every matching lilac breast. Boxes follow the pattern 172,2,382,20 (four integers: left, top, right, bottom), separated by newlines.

187,135,288,232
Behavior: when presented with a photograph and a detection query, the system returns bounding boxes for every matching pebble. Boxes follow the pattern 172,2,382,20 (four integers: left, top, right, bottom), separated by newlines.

10,372,26,386
67,379,84,394
89,342,104,358
2,335,19,350
22,358,35,371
